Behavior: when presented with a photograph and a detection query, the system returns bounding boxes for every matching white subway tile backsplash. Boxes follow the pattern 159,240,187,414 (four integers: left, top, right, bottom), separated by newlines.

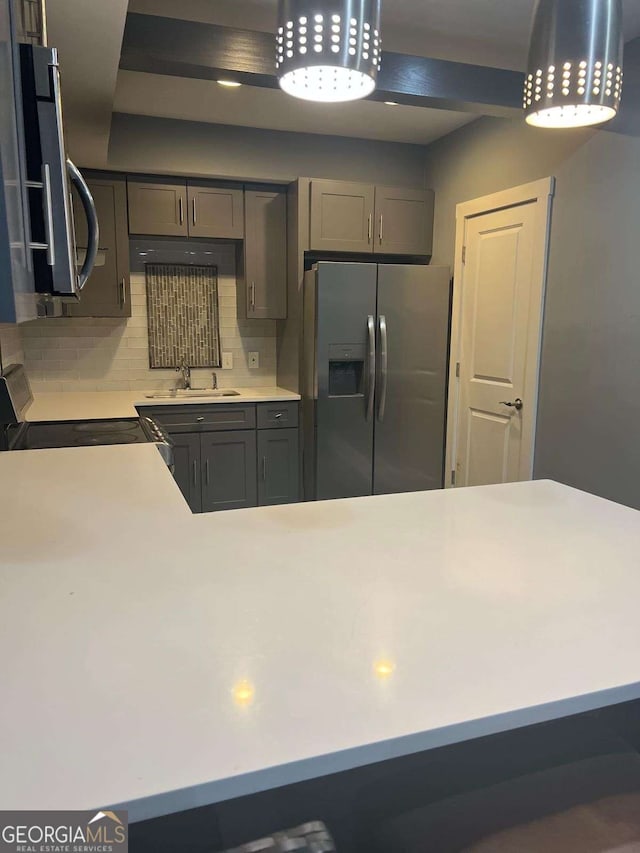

30,380,64,392
20,244,278,391
0,324,24,368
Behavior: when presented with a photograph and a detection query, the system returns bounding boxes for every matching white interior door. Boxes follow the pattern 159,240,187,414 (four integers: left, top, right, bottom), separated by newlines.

447,179,553,488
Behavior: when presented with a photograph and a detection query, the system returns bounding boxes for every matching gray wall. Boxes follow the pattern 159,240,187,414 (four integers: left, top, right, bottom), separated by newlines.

424,116,640,509
424,117,591,267
108,113,428,187
535,130,640,509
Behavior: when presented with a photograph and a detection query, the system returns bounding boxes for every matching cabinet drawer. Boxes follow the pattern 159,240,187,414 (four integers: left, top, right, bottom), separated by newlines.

138,404,256,432
256,401,299,429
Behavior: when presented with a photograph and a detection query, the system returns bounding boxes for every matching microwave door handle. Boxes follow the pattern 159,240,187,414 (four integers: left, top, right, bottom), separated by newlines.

67,159,98,291
366,314,376,421
41,164,55,267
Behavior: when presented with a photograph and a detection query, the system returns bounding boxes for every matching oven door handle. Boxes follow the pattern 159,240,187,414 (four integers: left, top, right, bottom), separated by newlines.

67,159,99,291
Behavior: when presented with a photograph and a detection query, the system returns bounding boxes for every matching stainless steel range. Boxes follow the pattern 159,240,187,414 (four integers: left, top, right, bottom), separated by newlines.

0,365,173,467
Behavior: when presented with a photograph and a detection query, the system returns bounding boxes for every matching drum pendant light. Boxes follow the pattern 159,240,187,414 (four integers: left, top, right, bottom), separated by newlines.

276,0,382,102
524,0,624,128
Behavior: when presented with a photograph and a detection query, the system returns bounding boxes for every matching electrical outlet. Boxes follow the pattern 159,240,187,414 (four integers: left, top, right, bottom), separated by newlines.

222,352,233,370
248,351,260,369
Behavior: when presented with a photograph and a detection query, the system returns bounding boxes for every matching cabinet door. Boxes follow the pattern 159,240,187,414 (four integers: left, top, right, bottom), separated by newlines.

201,431,257,513
242,189,287,320
127,180,188,236
187,184,244,239
257,428,299,507
171,433,202,513
374,187,434,256
309,180,374,253
67,177,130,317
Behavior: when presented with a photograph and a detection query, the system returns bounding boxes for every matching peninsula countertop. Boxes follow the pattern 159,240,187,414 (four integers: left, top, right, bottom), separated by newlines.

26,387,301,421
1,444,639,823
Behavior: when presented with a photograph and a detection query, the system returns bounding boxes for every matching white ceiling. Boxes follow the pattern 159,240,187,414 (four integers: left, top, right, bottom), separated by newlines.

49,0,640,166
113,72,476,146
128,0,640,70
46,0,129,164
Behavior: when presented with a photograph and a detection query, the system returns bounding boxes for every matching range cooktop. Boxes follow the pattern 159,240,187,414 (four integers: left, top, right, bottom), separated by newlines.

10,417,164,450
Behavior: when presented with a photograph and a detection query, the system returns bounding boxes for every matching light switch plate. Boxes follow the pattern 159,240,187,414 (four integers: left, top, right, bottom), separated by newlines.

222,352,233,370
248,351,260,369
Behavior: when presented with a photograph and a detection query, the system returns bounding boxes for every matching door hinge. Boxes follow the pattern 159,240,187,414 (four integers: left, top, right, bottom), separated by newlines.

455,362,460,378
451,470,456,486
462,246,466,264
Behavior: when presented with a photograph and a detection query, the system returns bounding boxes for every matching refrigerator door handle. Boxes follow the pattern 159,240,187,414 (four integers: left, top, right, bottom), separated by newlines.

377,314,388,422
366,314,376,421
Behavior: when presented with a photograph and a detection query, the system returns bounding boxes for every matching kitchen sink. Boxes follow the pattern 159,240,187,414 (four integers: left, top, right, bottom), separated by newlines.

144,389,241,399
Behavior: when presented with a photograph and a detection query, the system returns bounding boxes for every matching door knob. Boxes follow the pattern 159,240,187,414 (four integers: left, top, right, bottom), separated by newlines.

499,398,523,411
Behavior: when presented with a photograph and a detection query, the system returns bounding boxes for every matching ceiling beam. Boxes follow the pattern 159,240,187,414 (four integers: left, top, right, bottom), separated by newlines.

119,13,525,118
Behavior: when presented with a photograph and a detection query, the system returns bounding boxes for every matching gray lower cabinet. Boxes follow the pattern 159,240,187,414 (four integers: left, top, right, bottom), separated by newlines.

140,402,299,513
257,428,299,506
171,433,202,513
67,175,130,317
201,431,257,513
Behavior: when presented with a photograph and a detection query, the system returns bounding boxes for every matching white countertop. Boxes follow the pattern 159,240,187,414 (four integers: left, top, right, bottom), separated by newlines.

1,444,639,823
26,387,301,421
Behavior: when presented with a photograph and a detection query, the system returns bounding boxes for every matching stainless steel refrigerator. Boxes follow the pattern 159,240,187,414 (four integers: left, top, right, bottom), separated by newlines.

303,262,451,501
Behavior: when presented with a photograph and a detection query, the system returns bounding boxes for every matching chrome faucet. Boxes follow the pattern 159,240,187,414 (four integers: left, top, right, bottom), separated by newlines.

176,356,191,390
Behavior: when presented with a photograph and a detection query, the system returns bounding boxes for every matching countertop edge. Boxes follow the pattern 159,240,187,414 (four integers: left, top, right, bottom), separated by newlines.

115,680,640,823
25,388,301,422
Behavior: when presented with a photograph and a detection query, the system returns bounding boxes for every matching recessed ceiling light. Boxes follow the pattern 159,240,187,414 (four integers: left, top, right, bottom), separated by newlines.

217,79,242,88
384,101,398,105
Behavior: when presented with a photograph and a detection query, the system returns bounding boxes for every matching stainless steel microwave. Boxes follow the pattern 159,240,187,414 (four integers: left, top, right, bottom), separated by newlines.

0,0,98,321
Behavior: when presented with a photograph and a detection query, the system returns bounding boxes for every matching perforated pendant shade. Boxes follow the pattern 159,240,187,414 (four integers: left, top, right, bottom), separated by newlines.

525,0,624,128
276,0,382,102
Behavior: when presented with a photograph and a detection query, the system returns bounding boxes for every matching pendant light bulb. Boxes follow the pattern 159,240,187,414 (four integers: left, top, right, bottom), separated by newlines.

524,0,623,129
276,1,382,103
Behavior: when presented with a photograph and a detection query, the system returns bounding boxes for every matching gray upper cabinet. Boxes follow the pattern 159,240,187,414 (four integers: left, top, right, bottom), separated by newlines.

67,175,130,318
309,179,434,256
188,184,244,239
126,179,244,239
374,187,434,256
171,433,202,513
241,189,287,320
201,431,258,513
309,180,375,253
257,428,299,506
127,179,188,237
